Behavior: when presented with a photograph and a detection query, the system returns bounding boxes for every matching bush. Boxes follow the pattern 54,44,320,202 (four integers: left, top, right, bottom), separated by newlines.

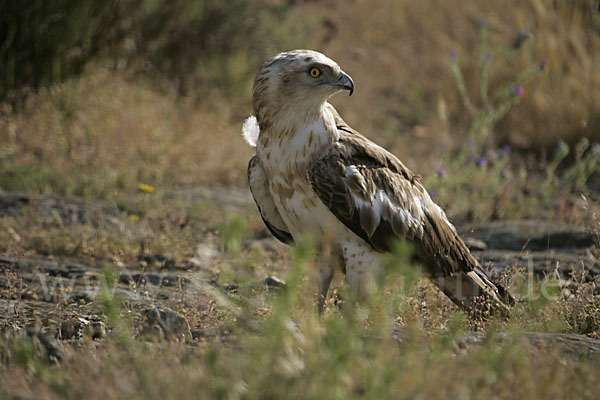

0,1,129,100
0,0,301,102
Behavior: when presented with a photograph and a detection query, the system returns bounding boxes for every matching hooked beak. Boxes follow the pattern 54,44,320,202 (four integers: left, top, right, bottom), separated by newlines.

333,72,355,96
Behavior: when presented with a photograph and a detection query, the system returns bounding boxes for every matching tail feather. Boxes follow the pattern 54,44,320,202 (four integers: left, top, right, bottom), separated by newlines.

416,196,515,315
432,267,514,315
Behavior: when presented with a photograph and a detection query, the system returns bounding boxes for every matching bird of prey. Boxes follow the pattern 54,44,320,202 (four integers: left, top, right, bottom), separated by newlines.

245,49,513,314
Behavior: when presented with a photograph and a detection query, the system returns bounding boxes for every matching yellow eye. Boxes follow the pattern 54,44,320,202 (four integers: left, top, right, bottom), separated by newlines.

309,67,321,78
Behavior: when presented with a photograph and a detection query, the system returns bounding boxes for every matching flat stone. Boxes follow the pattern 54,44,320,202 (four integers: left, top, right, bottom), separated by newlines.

60,319,81,340
463,237,488,251
140,307,191,342
265,276,286,292
457,220,595,251
88,321,106,339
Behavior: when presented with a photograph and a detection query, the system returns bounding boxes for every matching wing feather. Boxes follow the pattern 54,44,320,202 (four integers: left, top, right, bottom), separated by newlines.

248,156,294,244
308,110,477,277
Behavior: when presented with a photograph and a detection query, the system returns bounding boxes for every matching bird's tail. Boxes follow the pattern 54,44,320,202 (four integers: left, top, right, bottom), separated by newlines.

417,199,515,316
432,267,515,316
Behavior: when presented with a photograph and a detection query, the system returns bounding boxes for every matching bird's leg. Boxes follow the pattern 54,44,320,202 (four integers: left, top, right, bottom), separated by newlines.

342,244,381,304
315,238,340,315
316,260,334,315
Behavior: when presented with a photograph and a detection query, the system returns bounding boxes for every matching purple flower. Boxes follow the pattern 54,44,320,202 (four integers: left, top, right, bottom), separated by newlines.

500,168,507,178
501,144,511,157
475,156,488,167
478,19,487,28
449,50,457,60
436,165,447,177
429,190,437,200
513,85,524,97
539,60,548,70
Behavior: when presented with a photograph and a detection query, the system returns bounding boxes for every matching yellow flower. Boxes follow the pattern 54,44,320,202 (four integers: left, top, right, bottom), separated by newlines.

129,214,140,221
137,183,155,193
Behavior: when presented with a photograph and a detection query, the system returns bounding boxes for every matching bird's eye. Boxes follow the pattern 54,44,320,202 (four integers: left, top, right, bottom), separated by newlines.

309,67,321,78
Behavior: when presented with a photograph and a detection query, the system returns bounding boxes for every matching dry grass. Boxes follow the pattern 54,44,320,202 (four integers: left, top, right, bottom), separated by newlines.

0,67,253,198
1,0,599,222
1,1,600,399
315,0,600,160
0,230,599,399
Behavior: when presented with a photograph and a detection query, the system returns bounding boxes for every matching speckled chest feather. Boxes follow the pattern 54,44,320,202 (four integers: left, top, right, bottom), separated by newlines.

256,109,342,239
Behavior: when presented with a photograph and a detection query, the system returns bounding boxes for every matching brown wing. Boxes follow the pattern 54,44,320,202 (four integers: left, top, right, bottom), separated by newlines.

308,108,477,277
248,156,294,244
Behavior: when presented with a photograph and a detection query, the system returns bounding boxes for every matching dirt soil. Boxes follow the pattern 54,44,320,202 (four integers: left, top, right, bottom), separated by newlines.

1,189,599,359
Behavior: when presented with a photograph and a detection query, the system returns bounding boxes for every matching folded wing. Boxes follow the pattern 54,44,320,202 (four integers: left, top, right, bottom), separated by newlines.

248,156,294,244
308,110,513,310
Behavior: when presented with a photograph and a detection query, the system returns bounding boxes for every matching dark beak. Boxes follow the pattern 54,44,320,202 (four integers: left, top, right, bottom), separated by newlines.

335,72,354,96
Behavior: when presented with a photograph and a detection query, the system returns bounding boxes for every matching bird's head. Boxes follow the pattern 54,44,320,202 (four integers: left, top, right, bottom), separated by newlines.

252,50,354,131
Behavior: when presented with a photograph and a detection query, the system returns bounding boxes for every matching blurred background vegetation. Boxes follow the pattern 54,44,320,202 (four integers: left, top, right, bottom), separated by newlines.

0,0,301,101
1,0,600,220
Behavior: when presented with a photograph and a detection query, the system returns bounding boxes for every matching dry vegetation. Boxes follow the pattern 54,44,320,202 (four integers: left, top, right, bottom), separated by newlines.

1,0,600,399
2,0,600,219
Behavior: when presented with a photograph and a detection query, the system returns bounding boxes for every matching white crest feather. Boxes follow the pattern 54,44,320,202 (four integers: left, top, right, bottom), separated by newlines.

242,115,260,147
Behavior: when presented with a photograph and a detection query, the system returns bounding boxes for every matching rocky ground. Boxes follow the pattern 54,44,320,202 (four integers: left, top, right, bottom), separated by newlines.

1,189,600,362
